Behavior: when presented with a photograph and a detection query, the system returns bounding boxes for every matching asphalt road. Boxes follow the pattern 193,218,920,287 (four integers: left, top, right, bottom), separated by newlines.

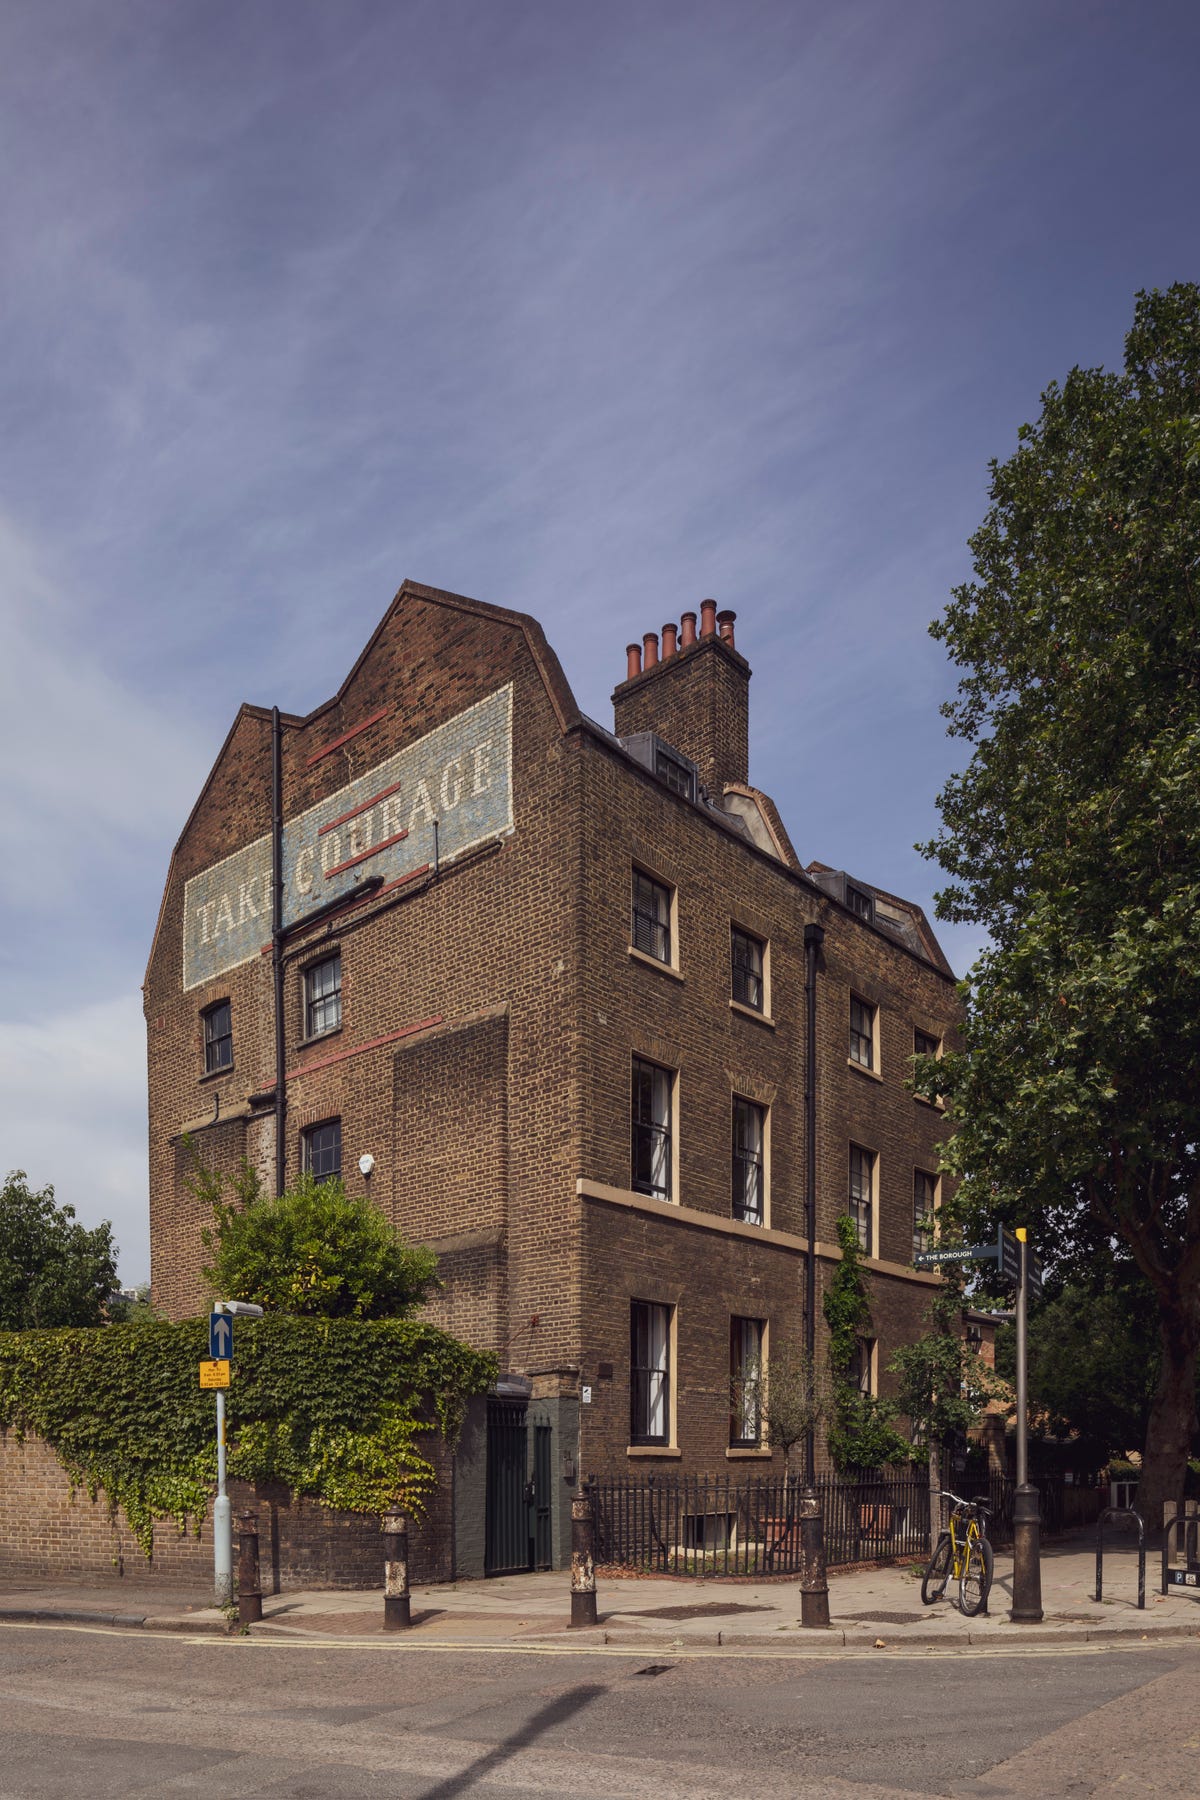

1,1624,1197,1798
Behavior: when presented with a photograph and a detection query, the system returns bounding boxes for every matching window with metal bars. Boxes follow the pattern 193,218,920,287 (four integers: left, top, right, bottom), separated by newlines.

631,869,672,964
631,1057,672,1199
729,1316,764,1446
913,1169,937,1258
630,1300,671,1444
731,927,764,1011
731,1097,765,1224
849,1144,875,1253
202,1000,232,1074
302,1118,342,1183
849,995,876,1069
304,953,341,1039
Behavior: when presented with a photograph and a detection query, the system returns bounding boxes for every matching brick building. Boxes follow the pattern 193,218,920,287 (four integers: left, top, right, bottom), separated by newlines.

145,580,959,1576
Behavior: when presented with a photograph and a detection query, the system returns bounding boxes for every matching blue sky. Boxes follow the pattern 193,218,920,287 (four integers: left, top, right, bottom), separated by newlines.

1,0,1196,1281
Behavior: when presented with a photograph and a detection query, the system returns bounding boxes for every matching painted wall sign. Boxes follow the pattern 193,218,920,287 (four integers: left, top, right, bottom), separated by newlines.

183,685,513,990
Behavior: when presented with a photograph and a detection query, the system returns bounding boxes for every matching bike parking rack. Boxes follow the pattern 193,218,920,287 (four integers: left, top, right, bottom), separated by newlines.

1095,1506,1145,1609
1160,1506,1200,1598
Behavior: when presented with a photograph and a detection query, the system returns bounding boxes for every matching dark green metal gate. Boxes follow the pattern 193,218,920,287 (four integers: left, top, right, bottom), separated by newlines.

533,1421,553,1570
484,1399,531,1576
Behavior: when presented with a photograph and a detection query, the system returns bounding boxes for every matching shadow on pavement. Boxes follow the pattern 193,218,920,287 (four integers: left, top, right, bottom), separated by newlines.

415,1684,607,1800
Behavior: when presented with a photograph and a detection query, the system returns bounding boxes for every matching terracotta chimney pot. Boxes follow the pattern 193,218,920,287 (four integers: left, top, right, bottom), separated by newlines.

661,622,678,659
717,609,737,649
680,610,698,648
626,642,642,682
643,631,659,670
699,598,718,639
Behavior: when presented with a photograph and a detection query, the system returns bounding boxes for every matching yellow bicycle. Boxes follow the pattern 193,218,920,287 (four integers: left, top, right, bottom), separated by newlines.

921,1490,994,1616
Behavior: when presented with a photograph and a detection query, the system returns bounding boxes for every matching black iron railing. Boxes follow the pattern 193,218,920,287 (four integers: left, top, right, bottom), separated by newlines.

590,1469,931,1577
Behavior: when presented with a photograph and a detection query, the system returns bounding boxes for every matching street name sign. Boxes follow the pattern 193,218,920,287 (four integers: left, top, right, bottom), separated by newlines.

913,1244,994,1267
209,1313,233,1360
914,1225,1043,1297
199,1360,230,1389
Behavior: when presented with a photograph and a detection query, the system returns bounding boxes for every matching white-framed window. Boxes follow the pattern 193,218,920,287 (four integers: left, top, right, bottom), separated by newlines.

632,1057,673,1200
630,1299,672,1445
202,999,233,1074
730,1315,764,1446
849,995,878,1071
303,952,342,1039
847,1336,877,1397
302,1117,341,1183
731,926,765,1011
914,1168,938,1258
731,1097,766,1225
849,1143,876,1254
631,868,673,964
913,1026,944,1106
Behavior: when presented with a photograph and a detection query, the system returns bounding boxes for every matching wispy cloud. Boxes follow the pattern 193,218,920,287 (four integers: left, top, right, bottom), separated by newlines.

1,0,1196,1268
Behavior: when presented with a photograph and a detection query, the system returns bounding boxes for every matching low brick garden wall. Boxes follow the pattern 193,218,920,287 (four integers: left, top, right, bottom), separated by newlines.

0,1429,453,1591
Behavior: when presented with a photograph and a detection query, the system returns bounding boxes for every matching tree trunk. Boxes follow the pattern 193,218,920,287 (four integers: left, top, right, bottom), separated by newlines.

1137,1308,1200,1537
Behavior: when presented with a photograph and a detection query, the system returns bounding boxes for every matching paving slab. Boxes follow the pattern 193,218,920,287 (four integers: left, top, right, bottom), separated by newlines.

4,1534,1200,1654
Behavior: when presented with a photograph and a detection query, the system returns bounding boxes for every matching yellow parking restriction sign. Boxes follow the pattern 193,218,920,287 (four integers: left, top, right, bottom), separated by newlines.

199,1359,230,1389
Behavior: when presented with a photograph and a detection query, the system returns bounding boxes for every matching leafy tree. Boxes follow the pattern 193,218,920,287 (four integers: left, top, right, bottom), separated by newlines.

199,1164,438,1320
823,1215,913,1469
918,283,1200,1524
0,1171,120,1329
889,1268,999,1453
993,1270,1158,1464
760,1341,830,1479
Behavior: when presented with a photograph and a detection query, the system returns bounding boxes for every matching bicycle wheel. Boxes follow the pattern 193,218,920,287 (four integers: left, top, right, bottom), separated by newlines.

958,1536,994,1616
921,1533,953,1604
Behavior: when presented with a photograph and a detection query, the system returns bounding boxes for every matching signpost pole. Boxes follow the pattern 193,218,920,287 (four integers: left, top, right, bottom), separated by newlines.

214,1383,232,1606
1010,1229,1043,1623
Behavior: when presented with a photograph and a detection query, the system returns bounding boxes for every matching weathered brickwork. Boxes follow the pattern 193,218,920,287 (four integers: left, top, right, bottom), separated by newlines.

145,580,961,1570
0,1430,453,1588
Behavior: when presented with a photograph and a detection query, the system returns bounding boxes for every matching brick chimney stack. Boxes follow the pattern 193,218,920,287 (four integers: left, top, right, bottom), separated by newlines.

612,601,750,794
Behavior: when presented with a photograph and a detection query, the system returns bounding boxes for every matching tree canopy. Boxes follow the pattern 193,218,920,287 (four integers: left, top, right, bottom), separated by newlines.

197,1159,439,1320
918,283,1200,1522
0,1170,120,1329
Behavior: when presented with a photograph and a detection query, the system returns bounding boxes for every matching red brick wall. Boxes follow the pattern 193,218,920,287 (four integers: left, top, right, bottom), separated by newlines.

0,1430,453,1589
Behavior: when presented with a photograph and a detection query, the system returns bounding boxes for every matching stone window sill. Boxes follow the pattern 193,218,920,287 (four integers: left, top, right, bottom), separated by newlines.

626,1444,682,1459
729,999,775,1028
847,1059,884,1084
628,946,684,982
295,1026,343,1053
726,1446,772,1460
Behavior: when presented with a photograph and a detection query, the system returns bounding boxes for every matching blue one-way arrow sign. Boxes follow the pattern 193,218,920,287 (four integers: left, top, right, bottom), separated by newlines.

209,1313,233,1361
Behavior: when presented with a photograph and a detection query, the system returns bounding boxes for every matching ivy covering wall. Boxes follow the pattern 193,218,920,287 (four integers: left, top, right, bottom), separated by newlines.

0,1315,496,1557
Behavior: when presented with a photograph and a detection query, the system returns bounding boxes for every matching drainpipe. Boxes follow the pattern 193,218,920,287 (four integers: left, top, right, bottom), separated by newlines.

272,707,286,1198
803,921,824,1482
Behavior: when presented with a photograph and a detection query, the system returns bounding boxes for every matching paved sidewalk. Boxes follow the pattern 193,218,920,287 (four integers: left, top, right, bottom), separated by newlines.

2,1538,1196,1652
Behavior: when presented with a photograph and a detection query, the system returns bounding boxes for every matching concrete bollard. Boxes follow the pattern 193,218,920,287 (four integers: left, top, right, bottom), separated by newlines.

235,1509,263,1626
798,1486,831,1628
382,1509,412,1631
570,1486,598,1628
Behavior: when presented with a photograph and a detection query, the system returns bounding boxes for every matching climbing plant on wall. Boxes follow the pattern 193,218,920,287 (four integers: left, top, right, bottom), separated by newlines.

0,1314,495,1558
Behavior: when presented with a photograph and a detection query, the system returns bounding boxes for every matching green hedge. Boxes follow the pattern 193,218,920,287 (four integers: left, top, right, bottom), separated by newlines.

0,1315,496,1556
